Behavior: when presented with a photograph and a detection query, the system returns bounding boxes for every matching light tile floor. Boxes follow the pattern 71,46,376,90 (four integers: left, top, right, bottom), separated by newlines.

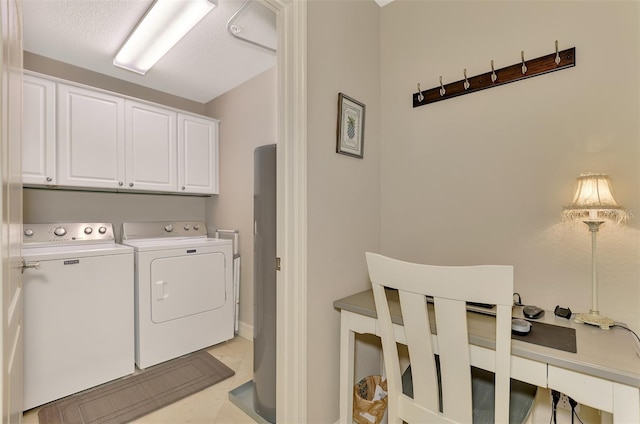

23,336,256,424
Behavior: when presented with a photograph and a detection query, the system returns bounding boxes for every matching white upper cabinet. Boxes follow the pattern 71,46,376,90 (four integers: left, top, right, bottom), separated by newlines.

23,74,219,195
23,75,56,185
125,100,177,192
178,113,219,195
57,83,126,189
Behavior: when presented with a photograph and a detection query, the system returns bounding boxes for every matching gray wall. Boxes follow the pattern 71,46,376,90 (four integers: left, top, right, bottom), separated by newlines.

380,0,639,330
305,1,639,422
23,189,206,241
204,67,277,333
307,1,382,422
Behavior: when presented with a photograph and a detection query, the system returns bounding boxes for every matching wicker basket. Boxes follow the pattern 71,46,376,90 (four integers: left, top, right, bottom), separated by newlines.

353,375,388,424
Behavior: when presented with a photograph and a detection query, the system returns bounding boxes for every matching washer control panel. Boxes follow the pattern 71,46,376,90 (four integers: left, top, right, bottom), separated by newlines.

23,223,115,245
122,221,207,240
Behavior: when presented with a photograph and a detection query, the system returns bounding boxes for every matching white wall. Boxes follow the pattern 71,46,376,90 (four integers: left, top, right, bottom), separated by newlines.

380,1,640,329
307,1,382,422
205,67,277,333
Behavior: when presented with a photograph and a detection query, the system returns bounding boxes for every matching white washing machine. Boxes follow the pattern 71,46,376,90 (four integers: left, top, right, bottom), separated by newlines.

22,223,134,410
121,221,234,369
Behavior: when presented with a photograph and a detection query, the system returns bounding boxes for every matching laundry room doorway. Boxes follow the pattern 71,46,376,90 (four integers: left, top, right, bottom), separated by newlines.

204,0,308,421
263,1,307,421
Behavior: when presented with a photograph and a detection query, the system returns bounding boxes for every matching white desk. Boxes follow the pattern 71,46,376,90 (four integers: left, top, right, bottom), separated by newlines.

334,289,640,424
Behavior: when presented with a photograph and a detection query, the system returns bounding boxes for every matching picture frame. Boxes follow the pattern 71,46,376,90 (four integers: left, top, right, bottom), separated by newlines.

336,93,365,159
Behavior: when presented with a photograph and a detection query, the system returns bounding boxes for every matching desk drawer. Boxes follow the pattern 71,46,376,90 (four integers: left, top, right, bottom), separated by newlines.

512,356,547,387
548,366,612,413
469,346,547,387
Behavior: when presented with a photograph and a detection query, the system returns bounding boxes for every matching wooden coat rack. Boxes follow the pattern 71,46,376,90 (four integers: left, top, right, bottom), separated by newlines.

413,42,576,108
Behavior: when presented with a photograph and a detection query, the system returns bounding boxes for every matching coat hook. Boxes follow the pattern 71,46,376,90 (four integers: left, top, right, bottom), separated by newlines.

439,76,446,96
521,50,527,74
555,40,561,65
463,69,470,90
491,60,497,82
417,83,424,102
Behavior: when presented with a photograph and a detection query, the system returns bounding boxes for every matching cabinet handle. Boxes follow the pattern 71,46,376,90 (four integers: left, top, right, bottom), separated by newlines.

129,182,134,187
118,182,124,186
181,186,186,191
46,177,52,182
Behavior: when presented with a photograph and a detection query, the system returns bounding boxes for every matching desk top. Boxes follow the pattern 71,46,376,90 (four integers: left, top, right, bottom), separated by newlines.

334,289,640,388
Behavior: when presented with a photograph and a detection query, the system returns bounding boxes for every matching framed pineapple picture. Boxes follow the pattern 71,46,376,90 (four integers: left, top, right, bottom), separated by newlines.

336,93,365,159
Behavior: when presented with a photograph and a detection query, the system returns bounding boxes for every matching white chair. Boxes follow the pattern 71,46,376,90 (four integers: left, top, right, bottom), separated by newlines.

366,252,537,424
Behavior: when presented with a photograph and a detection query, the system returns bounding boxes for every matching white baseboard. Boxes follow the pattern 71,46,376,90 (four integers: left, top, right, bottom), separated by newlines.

237,321,253,341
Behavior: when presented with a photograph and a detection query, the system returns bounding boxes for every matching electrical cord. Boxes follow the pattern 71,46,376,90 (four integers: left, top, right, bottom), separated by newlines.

568,397,584,424
611,324,640,344
513,292,523,306
569,397,575,424
550,389,560,424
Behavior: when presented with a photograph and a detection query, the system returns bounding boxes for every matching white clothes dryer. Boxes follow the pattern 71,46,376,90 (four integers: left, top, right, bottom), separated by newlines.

121,221,234,369
22,223,134,410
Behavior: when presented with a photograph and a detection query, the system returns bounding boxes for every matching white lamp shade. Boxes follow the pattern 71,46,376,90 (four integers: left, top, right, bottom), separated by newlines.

563,173,629,223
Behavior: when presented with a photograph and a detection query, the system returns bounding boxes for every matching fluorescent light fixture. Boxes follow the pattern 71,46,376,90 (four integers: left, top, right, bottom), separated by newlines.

114,0,217,75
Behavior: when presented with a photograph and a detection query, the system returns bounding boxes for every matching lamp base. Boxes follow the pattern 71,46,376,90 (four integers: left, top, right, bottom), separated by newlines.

573,312,614,330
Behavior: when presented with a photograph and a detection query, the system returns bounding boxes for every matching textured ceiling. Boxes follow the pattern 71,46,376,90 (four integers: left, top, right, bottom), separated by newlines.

21,0,277,103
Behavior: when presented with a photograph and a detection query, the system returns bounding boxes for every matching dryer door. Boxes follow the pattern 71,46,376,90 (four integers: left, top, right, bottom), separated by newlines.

150,252,226,323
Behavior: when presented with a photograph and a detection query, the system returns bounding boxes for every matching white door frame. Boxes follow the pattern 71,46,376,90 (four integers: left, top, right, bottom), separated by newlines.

3,0,309,420
0,0,23,421
261,0,308,421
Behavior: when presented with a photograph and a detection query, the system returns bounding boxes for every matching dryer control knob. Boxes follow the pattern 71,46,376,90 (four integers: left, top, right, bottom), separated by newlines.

164,224,174,233
24,228,34,237
184,225,191,230
53,227,67,237
84,227,93,234
98,226,107,234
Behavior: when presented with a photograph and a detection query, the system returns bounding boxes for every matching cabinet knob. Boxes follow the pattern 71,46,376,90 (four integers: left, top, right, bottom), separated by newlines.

46,176,52,182
129,182,134,187
181,186,186,191
119,182,124,186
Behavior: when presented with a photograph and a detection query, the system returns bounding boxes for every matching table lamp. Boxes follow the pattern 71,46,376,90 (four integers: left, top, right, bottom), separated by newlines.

562,173,629,330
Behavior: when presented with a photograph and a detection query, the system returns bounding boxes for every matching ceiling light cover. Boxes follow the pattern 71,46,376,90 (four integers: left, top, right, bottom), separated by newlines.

114,0,217,75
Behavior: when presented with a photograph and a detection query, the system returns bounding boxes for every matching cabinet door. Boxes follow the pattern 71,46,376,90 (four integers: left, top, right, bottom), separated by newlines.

57,84,125,189
177,113,219,194
22,75,56,185
125,101,177,192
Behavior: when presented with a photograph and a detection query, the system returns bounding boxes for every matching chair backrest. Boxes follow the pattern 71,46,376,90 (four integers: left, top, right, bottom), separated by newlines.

365,252,514,424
